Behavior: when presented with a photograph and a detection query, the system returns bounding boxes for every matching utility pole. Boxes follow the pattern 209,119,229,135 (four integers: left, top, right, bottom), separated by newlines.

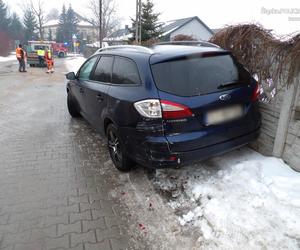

139,0,142,43
135,0,142,44
99,0,103,48
135,0,139,43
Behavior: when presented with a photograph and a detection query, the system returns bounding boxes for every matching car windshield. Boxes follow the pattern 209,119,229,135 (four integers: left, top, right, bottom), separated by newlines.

151,54,252,97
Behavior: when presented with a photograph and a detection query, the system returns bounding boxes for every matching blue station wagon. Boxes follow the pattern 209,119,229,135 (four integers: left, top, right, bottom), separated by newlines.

66,43,261,171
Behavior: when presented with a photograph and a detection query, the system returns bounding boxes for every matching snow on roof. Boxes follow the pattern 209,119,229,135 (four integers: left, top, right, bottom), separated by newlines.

43,20,93,28
104,28,132,41
77,20,93,27
43,20,59,27
161,26,179,37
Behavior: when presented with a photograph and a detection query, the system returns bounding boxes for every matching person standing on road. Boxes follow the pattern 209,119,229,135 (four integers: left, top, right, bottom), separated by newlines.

15,44,27,73
44,48,54,73
37,47,45,67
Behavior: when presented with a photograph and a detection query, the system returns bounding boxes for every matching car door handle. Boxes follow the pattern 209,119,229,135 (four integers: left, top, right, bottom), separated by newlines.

79,88,84,94
96,94,104,102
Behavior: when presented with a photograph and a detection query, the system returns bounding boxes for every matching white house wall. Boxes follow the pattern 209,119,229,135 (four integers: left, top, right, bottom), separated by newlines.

170,19,213,41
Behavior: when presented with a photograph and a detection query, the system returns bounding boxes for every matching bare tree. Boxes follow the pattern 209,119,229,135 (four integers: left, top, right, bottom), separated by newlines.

29,0,45,39
86,0,120,39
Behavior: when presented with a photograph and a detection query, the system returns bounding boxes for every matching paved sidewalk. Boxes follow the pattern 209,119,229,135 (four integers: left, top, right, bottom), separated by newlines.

0,59,131,250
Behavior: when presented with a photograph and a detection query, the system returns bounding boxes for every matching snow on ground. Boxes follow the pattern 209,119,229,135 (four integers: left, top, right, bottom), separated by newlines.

64,54,86,73
0,52,16,62
152,147,300,249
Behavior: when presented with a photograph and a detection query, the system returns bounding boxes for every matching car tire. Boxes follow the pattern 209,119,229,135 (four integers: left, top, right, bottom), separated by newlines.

59,52,65,58
67,93,81,118
106,124,134,172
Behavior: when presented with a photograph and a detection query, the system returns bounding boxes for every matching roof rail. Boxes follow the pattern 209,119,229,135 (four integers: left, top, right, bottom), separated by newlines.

154,40,219,48
96,45,153,54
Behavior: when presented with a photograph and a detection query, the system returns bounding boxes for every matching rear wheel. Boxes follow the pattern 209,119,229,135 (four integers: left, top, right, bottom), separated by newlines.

58,52,65,58
67,93,81,117
106,124,134,172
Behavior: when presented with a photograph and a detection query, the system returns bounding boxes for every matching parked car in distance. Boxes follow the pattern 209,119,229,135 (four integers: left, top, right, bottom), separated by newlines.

66,44,261,171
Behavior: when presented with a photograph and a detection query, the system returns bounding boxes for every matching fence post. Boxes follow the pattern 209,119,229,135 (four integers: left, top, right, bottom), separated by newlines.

273,76,299,157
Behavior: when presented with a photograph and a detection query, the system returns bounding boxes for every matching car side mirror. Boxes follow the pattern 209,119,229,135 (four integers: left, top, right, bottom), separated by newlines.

66,72,76,80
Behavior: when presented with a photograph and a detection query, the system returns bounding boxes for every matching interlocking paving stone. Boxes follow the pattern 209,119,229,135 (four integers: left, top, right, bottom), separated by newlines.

0,59,130,250
82,217,106,232
70,230,97,247
57,221,81,236
85,240,111,250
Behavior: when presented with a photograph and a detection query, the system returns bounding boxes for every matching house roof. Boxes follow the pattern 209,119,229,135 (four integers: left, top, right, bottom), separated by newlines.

104,16,213,42
43,19,93,28
43,12,94,28
104,27,132,41
161,16,214,37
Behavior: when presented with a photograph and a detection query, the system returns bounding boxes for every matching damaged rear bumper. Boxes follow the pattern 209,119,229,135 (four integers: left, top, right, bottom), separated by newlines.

131,128,260,168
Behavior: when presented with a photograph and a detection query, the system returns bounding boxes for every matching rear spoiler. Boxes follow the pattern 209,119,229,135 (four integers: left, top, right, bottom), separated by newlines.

150,51,231,65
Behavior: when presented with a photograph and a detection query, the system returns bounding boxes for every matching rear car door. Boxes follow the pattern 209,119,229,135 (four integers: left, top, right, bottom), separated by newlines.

85,56,114,133
150,52,261,152
73,55,99,117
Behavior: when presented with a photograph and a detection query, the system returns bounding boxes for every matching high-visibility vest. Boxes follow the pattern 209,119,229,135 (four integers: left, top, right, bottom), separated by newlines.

37,49,45,56
47,51,52,59
16,47,22,59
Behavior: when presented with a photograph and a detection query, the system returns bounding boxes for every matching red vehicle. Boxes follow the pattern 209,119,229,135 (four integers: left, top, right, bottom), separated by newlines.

52,43,68,58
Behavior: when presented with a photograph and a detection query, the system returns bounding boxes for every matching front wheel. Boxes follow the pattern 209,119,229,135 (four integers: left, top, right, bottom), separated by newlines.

106,124,134,172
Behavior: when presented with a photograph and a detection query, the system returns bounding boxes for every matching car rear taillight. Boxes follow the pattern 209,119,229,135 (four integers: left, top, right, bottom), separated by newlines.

160,100,193,119
134,99,162,118
251,83,260,102
134,99,194,119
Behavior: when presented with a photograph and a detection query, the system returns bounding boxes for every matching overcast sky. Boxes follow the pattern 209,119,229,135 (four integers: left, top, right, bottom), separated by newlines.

7,0,300,35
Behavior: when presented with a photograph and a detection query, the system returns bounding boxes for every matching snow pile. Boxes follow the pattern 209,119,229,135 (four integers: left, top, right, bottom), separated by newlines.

64,55,86,74
0,52,16,62
153,148,300,249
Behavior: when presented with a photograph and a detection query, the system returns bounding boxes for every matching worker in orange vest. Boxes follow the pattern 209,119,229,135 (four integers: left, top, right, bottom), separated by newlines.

15,44,27,73
44,48,54,73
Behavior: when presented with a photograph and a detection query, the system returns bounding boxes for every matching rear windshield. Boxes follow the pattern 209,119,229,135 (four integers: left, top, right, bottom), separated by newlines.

151,54,252,96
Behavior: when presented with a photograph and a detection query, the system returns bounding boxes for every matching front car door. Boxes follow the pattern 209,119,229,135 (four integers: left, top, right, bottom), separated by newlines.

85,56,114,133
72,56,99,118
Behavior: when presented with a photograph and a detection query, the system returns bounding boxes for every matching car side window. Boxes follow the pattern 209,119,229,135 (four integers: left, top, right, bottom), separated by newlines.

112,57,141,85
91,56,114,83
78,56,98,80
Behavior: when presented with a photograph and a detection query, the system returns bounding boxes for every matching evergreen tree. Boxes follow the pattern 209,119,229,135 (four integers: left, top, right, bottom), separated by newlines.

132,0,162,42
57,5,78,48
9,13,24,41
0,0,11,56
23,8,38,42
0,0,10,32
66,5,78,50
56,5,67,43
66,5,78,37
47,29,53,41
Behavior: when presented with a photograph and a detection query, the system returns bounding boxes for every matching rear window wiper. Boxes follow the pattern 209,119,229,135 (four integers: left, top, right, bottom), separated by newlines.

217,81,244,89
